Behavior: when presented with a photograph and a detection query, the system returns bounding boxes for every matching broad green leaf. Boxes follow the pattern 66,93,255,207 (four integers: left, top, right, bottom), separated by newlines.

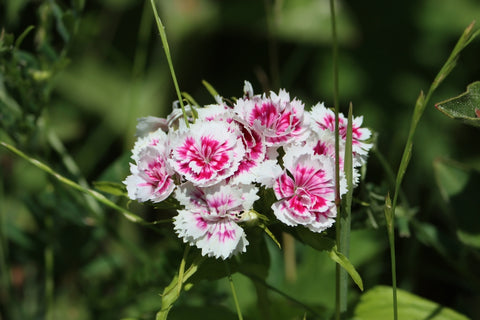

354,285,470,320
435,81,480,127
433,158,470,201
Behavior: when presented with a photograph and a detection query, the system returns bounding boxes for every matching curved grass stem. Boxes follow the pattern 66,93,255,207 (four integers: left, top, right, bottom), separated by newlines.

387,21,478,320
225,262,244,320
149,0,190,127
329,0,348,318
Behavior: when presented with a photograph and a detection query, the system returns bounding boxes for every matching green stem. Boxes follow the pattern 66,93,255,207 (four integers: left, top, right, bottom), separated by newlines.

177,245,190,296
225,262,243,320
149,0,190,127
329,0,345,318
0,141,155,228
0,169,13,318
391,21,478,217
47,130,103,219
384,195,398,320
263,0,281,90
45,211,54,320
387,21,478,320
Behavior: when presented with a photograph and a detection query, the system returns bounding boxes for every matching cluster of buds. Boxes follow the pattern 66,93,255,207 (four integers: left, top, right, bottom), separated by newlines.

124,82,372,259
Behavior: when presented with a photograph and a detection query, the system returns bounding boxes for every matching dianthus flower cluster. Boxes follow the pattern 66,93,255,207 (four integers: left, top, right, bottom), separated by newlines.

124,82,372,259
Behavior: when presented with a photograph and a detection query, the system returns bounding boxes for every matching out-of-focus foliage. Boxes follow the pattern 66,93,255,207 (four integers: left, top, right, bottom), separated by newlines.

1,0,480,319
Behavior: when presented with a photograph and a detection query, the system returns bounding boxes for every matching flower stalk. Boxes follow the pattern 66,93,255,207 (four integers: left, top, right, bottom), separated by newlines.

329,0,349,318
149,0,190,127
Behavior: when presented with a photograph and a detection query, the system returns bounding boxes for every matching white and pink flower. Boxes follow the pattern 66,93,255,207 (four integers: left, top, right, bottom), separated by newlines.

131,128,169,162
124,81,373,259
169,121,245,187
124,146,176,203
173,182,259,259
272,150,338,233
193,103,267,184
310,103,372,166
234,84,309,147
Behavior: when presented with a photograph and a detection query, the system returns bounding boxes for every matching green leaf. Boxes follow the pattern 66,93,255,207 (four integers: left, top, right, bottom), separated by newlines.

433,158,470,201
435,81,480,127
329,246,363,291
354,285,470,320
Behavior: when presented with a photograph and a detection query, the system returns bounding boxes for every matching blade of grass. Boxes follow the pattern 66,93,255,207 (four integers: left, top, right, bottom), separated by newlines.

391,21,479,223
329,0,346,318
384,194,398,320
225,262,244,320
0,141,153,228
336,103,356,314
47,130,103,219
0,169,14,319
387,20,478,320
149,0,189,127
44,211,54,320
177,245,190,296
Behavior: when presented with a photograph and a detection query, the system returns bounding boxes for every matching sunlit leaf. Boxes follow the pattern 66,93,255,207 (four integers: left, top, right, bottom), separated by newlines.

354,285,470,320
435,81,480,127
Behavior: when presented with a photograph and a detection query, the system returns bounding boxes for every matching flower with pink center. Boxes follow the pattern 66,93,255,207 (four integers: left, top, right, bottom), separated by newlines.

234,86,309,147
124,146,175,203
193,103,267,184
272,150,338,233
173,182,259,259
229,119,266,184
310,103,372,166
169,121,245,187
131,128,169,162
196,103,234,122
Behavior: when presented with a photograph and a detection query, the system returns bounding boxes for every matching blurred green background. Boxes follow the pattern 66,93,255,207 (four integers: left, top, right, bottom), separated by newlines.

1,0,480,319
